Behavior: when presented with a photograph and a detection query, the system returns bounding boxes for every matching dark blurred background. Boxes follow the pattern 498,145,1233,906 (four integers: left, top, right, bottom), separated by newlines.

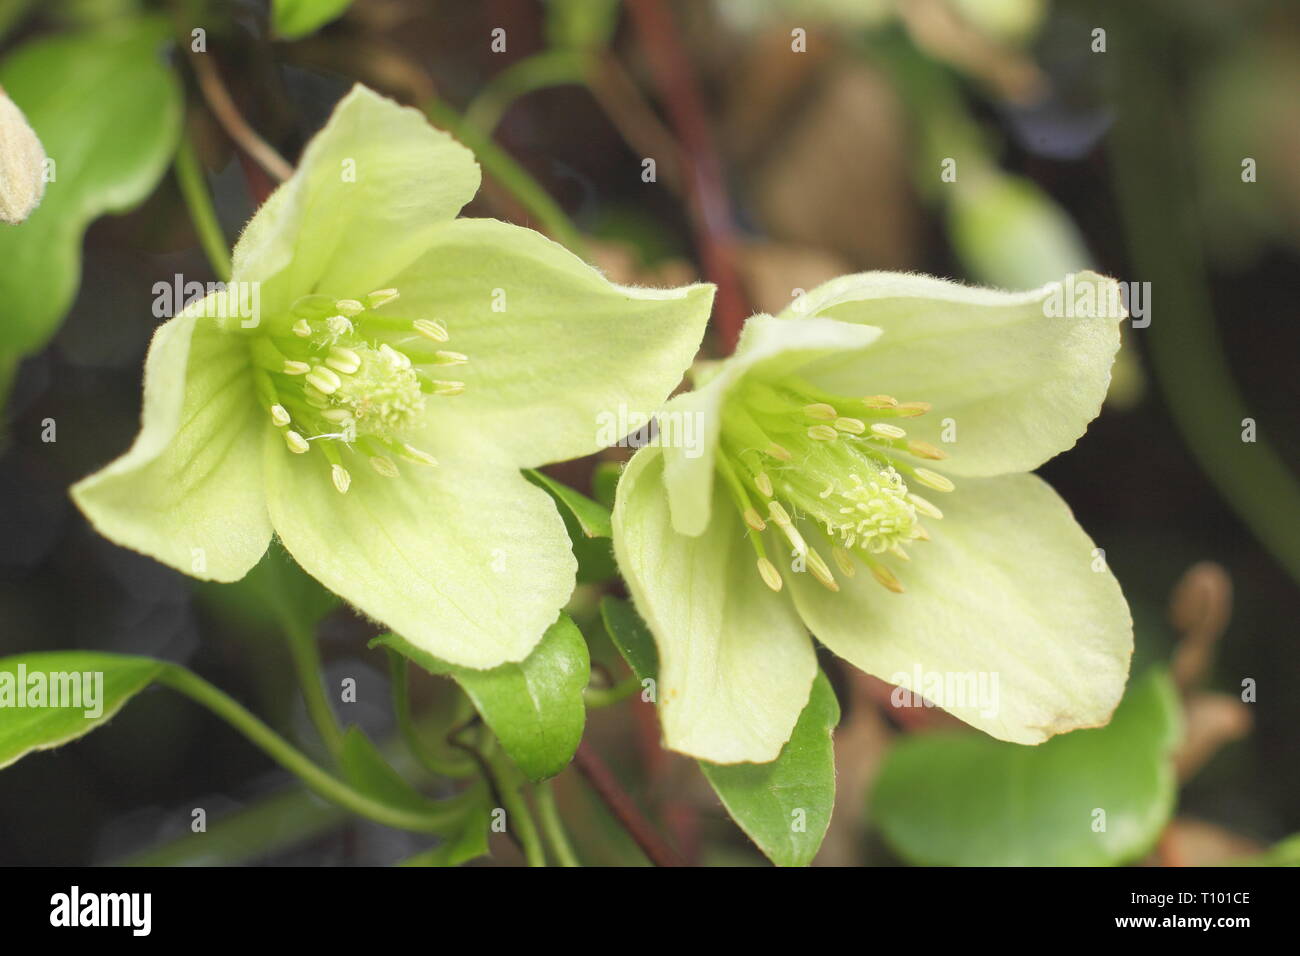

0,0,1296,865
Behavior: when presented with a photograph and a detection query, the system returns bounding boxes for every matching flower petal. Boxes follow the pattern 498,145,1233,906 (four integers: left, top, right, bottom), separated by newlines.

779,271,1125,477
661,313,882,537
785,473,1132,744
263,422,576,670
71,299,272,581
231,85,480,309
378,217,713,468
612,446,818,763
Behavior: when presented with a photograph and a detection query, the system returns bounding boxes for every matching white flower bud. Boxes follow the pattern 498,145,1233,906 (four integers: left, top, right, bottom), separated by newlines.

0,85,47,225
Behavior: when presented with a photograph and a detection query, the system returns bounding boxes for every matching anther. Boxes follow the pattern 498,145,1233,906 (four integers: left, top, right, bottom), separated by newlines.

907,440,947,460
306,366,342,395
370,456,399,478
283,360,310,376
292,319,313,338
896,402,931,416
757,557,783,592
400,443,438,467
870,423,907,439
335,299,364,317
365,289,400,308
863,395,899,408
743,507,766,531
804,403,837,420
269,404,291,428
806,549,839,592
325,346,361,375
907,492,944,519
832,545,857,577
766,443,792,461
834,417,866,435
808,424,838,441
331,464,351,494
413,319,449,342
913,468,955,493
870,563,905,594
430,380,465,396
284,430,309,454
755,472,774,497
433,350,469,366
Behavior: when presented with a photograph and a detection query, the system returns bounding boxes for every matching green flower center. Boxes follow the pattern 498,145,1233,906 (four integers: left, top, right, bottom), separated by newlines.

716,377,955,595
249,288,466,492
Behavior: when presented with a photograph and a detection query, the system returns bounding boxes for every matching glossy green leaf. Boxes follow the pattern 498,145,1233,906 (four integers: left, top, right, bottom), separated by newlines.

0,22,181,362
872,668,1182,866
524,469,612,538
371,614,589,782
401,805,493,867
600,595,659,685
272,0,353,39
0,651,165,770
698,671,840,868
338,726,441,815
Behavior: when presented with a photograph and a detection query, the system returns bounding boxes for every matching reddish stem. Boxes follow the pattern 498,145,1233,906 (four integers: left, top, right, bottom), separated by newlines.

573,739,686,867
627,0,747,354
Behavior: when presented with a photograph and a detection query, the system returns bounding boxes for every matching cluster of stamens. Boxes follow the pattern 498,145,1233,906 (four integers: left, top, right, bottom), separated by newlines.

717,378,955,596
249,287,466,493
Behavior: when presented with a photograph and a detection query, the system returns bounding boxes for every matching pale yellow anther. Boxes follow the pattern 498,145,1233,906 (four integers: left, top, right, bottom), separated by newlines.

413,318,449,342
331,464,351,494
914,468,955,493
292,318,313,338
804,403,837,420
365,288,400,308
743,507,766,531
808,424,839,441
283,360,311,376
914,524,931,541
832,545,858,577
335,299,364,317
434,350,469,366
890,543,911,562
896,402,931,417
806,549,839,592
907,492,944,520
870,563,905,593
306,366,341,394
284,430,309,454
907,440,947,460
370,456,399,478
863,394,899,408
834,417,866,435
755,472,774,498
768,501,793,526
757,557,784,592
766,443,793,462
870,422,907,439
269,404,291,428
321,408,352,424
326,315,353,337
401,443,438,467
431,380,466,396
303,386,329,408
325,346,362,375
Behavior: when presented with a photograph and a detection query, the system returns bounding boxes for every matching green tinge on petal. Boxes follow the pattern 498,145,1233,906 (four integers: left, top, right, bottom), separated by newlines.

661,313,882,537
71,300,272,581
382,217,714,469
786,473,1133,744
263,425,576,670
779,270,1125,478
230,85,481,310
612,446,817,763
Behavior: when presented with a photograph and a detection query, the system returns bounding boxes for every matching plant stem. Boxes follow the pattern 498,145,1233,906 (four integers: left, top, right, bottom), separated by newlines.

535,780,581,867
464,49,590,135
479,739,547,867
386,651,476,778
174,137,232,282
423,99,590,259
573,739,685,867
155,664,469,834
584,675,641,709
278,612,344,763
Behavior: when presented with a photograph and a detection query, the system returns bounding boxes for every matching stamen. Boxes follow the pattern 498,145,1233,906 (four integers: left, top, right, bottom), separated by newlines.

895,402,931,416
370,456,399,478
292,319,313,338
757,557,783,592
413,319,449,342
284,430,309,454
868,561,905,593
832,545,857,577
907,440,947,460
305,366,342,395
365,288,400,308
804,403,837,420
766,443,792,461
400,443,438,467
870,423,907,439
806,548,839,592
283,360,310,376
834,417,866,435
907,492,944,520
331,463,352,494
808,424,838,441
755,472,774,498
433,350,469,366
743,507,766,531
863,394,898,408
913,468,955,493
325,346,362,375
430,380,465,396
335,299,364,317
269,404,291,427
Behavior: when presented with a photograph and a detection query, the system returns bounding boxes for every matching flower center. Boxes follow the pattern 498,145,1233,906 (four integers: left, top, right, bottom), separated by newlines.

716,377,955,595
250,288,468,492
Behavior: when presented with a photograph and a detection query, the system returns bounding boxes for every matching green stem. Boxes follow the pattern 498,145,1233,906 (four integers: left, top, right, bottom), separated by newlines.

480,739,547,867
155,664,468,834
584,674,641,709
464,49,590,135
279,613,345,763
535,780,581,867
423,100,590,259
386,651,476,778
174,136,232,282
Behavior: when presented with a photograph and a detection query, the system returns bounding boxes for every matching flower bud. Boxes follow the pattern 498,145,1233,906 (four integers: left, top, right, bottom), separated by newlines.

0,86,47,225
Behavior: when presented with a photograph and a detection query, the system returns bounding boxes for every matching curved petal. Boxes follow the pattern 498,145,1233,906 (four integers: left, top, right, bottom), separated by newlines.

779,271,1125,477
612,446,817,763
377,217,713,468
71,297,272,581
661,313,882,537
263,422,576,670
231,85,480,309
786,473,1132,744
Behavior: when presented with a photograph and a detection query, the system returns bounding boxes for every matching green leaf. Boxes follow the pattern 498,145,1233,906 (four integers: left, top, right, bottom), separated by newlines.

524,469,612,538
698,671,840,868
272,0,353,40
338,726,442,815
371,614,589,782
0,652,165,770
871,668,1182,866
600,595,659,685
0,21,181,363
400,805,493,867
